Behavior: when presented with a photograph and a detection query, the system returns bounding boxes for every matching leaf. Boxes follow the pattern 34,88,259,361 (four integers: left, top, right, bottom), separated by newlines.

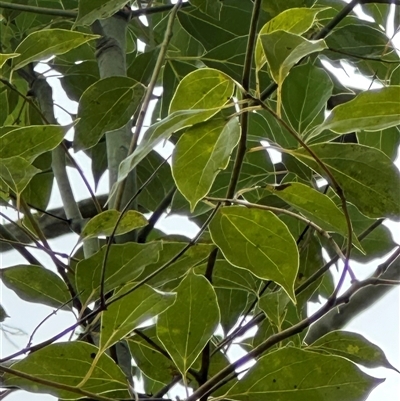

0,156,40,194
76,242,162,305
13,29,99,70
157,270,220,375
310,330,399,372
258,30,327,84
74,77,144,150
76,0,130,26
4,342,129,399
0,53,19,68
0,125,64,161
80,210,148,240
0,303,9,322
313,86,400,137
357,126,400,160
289,143,400,219
100,285,176,350
209,206,299,302
172,117,240,210
258,290,290,327
169,68,234,114
190,0,222,19
224,347,383,401
0,265,72,309
281,61,333,134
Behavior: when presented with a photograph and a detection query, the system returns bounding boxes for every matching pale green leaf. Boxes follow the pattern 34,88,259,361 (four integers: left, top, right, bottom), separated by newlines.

100,285,176,350
157,270,220,375
0,53,19,68
76,0,129,26
76,242,162,305
224,347,383,401
209,206,299,302
290,143,400,219
4,342,129,399
80,210,148,240
13,29,98,70
0,265,71,309
172,117,240,210
74,77,144,150
310,330,399,373
0,125,64,161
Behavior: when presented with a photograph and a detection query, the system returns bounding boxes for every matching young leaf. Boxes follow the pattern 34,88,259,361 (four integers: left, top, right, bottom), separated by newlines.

76,242,162,305
0,265,72,309
3,342,129,399
157,270,220,375
172,117,240,210
100,285,176,350
209,206,299,302
224,347,384,401
310,330,399,373
80,210,148,240
13,29,99,70
289,143,400,220
74,77,144,150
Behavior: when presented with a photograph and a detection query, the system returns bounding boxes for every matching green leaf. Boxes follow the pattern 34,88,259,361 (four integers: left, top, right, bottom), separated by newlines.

169,68,234,114
224,347,383,401
100,285,176,350
258,290,290,327
21,171,53,211
13,29,99,70
0,125,64,161
0,303,9,322
0,156,40,194
157,270,220,375
258,30,327,84
76,242,162,305
357,126,400,160
0,265,72,309
310,330,399,372
289,143,400,219
172,117,240,210
76,0,130,26
209,206,299,302
80,210,148,240
281,61,333,134
4,342,129,399
313,87,400,137
190,0,222,19
0,53,19,68
74,77,144,150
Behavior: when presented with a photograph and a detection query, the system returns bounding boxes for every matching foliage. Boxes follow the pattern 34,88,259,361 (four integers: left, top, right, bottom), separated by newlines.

0,0,399,400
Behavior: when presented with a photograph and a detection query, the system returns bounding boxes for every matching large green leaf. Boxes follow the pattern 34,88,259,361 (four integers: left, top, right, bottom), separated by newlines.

76,242,162,305
100,285,176,350
4,342,129,399
224,347,383,401
310,330,399,372
74,77,144,150
13,29,98,70
312,86,400,137
290,143,400,219
209,206,299,302
157,270,220,375
76,0,129,26
80,210,148,240
190,0,222,19
0,265,71,309
0,53,18,68
172,117,240,210
0,125,64,161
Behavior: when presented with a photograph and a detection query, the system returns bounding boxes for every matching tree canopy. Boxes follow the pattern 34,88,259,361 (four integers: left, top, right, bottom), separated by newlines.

0,1,399,400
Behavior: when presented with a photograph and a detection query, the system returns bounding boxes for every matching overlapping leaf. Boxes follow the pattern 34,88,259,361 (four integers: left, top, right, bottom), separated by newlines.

76,0,129,26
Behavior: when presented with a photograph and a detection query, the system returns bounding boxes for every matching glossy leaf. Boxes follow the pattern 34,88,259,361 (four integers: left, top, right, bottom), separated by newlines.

80,210,148,240
13,29,98,70
0,125,64,161
74,76,144,150
76,242,162,305
76,0,129,26
157,270,220,375
310,330,399,372
172,117,240,210
0,265,71,309
224,347,383,401
100,285,176,350
290,143,400,219
3,342,129,399
209,206,299,302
